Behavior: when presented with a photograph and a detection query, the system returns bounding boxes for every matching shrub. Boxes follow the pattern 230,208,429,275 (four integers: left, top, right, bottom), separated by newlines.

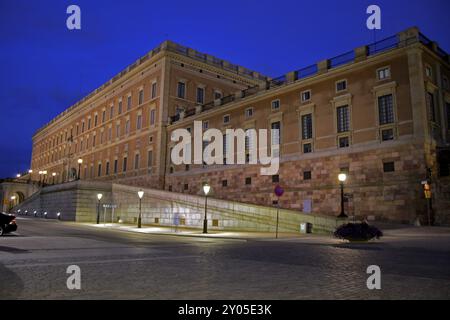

334,222,383,242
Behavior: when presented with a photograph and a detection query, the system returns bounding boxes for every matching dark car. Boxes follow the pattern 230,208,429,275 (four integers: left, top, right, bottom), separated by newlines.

0,212,18,236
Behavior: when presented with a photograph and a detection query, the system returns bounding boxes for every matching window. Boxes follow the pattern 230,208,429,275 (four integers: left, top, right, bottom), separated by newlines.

150,109,156,126
108,127,112,141
94,114,98,127
196,87,204,104
377,67,391,80
301,114,313,139
136,114,142,130
272,175,279,183
102,110,106,123
271,99,280,110
338,136,350,148
214,90,222,100
336,80,347,92
81,121,85,133
271,121,281,145
116,123,120,138
100,131,104,144
118,100,123,114
147,150,153,168
123,157,128,172
427,92,436,122
125,119,130,134
183,183,188,191
381,128,394,141
222,180,228,187
301,90,311,102
105,161,110,175
303,143,312,153
134,154,140,170
110,105,114,119
245,177,252,185
168,185,172,192
114,159,118,174
303,171,312,180
245,107,253,118
202,121,209,130
425,65,432,78
383,161,395,172
185,164,189,171
378,94,394,125
177,82,186,99
151,82,157,98
88,118,91,130
127,95,132,110
138,89,144,105
97,163,102,177
223,115,230,124
93,134,96,147
336,105,350,133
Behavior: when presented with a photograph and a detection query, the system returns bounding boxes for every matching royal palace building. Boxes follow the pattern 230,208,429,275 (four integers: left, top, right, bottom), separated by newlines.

29,27,450,224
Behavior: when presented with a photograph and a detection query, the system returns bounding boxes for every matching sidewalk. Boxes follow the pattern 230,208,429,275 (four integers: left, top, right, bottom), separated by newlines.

81,222,312,240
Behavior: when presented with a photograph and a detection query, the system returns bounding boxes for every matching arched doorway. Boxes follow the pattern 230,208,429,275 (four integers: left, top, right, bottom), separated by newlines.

9,191,25,211
69,168,77,181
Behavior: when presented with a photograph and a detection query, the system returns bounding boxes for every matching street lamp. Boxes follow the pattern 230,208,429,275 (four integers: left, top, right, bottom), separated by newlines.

96,193,103,224
10,196,16,212
38,171,43,185
202,183,211,234
28,169,33,183
77,158,83,180
137,190,144,228
42,170,48,185
52,172,56,185
338,173,348,218
16,174,21,178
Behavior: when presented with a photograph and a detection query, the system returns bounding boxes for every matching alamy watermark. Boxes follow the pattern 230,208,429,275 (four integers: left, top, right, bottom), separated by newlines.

170,121,280,175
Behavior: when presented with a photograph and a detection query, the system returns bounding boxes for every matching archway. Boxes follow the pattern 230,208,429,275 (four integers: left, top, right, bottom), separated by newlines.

9,191,25,211
69,167,77,181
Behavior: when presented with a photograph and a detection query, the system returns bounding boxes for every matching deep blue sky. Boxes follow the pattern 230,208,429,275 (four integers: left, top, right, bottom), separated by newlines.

0,0,449,178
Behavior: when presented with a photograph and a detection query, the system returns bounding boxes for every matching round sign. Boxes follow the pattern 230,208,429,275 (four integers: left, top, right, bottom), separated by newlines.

274,185,284,197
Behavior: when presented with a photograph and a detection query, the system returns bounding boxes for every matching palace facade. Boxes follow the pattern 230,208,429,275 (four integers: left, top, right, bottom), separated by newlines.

30,27,450,224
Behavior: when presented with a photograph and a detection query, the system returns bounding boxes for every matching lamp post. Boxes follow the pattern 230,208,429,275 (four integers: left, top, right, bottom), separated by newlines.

10,196,16,212
338,173,348,218
77,159,83,180
16,174,21,179
202,183,211,234
42,170,47,186
96,193,103,224
38,171,43,185
137,190,144,228
28,169,33,183
52,172,56,185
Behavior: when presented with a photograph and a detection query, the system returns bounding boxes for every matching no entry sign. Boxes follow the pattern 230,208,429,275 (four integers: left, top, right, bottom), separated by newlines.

274,185,284,197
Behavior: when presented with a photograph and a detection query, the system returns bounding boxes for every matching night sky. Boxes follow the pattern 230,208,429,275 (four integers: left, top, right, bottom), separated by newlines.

0,0,449,178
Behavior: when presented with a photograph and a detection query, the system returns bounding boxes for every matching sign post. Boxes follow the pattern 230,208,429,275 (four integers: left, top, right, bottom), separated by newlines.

274,185,284,239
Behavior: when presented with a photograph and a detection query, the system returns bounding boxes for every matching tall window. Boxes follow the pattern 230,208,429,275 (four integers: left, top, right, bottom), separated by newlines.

138,89,144,105
110,105,114,119
147,150,153,168
337,105,350,133
127,95,132,110
150,109,156,126
378,94,394,125
94,114,98,127
134,154,140,170
118,100,123,114
301,114,313,139
116,123,120,138
196,87,205,104
97,163,102,177
223,134,228,164
151,82,157,98
125,119,130,134
114,159,118,174
136,114,142,130
427,92,436,122
177,82,186,99
105,161,110,175
123,157,128,172
102,110,106,123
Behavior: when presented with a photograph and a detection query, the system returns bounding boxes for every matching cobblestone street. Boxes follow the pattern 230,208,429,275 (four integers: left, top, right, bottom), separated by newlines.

1,217,449,299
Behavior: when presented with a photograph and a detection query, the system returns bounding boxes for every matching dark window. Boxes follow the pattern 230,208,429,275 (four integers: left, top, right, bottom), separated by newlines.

222,180,228,187
110,106,114,119
114,159,118,174
97,163,102,177
168,185,172,192
184,183,188,190
169,166,174,174
301,114,313,139
223,115,230,123
337,105,349,133
303,171,312,180
272,175,279,183
123,157,128,172
147,150,153,168
271,100,280,110
127,95,132,110
196,87,204,104
102,110,106,123
383,162,395,172
427,92,436,122
177,82,185,98
378,94,394,125
381,128,394,141
303,143,312,153
134,154,140,170
151,82,157,98
94,115,98,127
105,162,110,175
336,80,347,91
185,164,189,171
214,91,222,100
245,177,252,185
339,136,349,148
118,100,123,114
138,90,144,105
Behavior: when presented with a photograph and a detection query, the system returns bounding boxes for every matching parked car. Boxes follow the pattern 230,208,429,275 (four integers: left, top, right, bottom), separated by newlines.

0,212,18,236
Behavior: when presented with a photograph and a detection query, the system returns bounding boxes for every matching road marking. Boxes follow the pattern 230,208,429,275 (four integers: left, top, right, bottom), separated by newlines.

5,255,201,268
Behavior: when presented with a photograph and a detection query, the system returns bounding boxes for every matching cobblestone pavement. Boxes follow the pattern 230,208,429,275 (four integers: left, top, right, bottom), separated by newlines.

0,217,449,299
